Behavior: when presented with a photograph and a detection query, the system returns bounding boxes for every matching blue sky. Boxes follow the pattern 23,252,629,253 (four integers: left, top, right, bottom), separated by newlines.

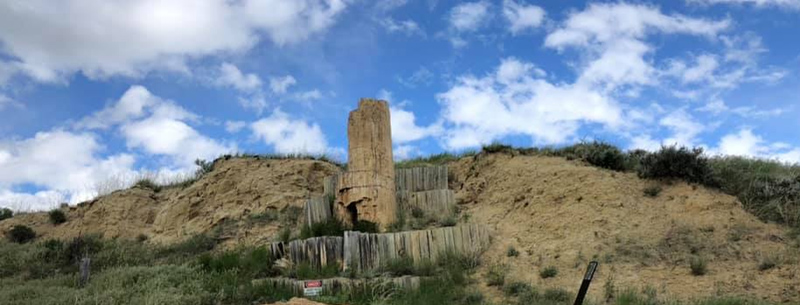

1,0,799,210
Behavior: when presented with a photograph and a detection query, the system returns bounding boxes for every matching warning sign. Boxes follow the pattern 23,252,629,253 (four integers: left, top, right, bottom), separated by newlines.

303,280,323,297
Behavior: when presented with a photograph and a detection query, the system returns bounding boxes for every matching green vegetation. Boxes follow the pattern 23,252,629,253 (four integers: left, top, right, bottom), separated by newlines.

485,262,508,286
539,265,558,279
690,256,708,276
395,151,477,168
643,185,663,197
48,209,67,225
7,225,36,244
506,246,520,257
0,207,12,221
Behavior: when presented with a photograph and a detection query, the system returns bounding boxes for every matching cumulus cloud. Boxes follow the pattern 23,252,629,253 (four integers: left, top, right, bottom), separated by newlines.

390,106,441,144
251,110,328,154
715,128,800,163
0,130,137,208
0,0,348,82
502,0,545,35
225,121,247,133
545,3,729,89
446,1,491,47
78,86,233,166
217,63,262,92
437,57,622,149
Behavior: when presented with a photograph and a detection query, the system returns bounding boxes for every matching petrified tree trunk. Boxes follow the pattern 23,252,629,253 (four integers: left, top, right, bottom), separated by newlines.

336,99,397,230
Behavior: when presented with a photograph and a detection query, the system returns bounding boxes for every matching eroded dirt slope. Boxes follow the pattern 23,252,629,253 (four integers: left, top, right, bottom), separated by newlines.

0,157,341,245
449,153,799,303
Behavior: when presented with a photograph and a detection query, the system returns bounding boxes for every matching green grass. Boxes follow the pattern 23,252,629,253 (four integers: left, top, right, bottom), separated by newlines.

539,265,558,279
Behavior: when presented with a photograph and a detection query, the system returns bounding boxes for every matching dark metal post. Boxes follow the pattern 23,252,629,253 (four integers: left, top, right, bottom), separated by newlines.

573,261,598,305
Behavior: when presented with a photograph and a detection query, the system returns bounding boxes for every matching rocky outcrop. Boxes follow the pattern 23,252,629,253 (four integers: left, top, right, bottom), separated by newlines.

335,99,397,230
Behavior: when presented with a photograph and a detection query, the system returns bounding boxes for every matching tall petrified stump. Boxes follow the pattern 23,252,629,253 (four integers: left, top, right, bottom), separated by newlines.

336,99,397,230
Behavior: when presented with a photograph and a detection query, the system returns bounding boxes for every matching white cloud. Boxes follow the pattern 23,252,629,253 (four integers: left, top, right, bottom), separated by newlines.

78,86,232,166
545,3,729,89
437,57,622,149
659,108,705,146
381,18,425,36
0,130,137,208
715,128,800,163
76,85,160,129
502,0,545,35
217,63,262,92
394,145,418,160
0,0,348,82
449,1,491,32
269,75,297,94
251,110,328,154
225,121,247,133
390,106,441,144
689,0,800,10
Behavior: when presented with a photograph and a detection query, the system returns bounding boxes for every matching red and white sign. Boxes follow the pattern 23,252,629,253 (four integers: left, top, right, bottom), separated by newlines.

303,280,323,296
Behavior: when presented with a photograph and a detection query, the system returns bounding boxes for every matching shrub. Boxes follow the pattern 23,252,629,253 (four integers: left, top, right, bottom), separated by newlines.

353,220,379,233
507,246,520,257
48,209,67,225
643,185,662,197
278,227,292,243
482,142,515,154
485,263,508,286
440,216,458,227
503,281,533,297
758,256,778,271
136,234,148,242
0,208,12,221
300,218,344,239
638,146,716,186
382,256,416,276
7,225,36,243
690,256,708,276
561,141,628,171
543,288,572,302
134,178,162,192
740,174,800,227
194,159,214,176
539,265,558,278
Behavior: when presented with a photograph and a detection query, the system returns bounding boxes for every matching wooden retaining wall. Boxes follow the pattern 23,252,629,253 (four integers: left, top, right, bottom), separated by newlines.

256,276,421,296
343,224,490,272
397,189,455,218
395,166,448,192
305,196,332,227
269,236,344,269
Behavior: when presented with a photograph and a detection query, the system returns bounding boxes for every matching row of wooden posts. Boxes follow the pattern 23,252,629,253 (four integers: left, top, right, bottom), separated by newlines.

268,224,491,272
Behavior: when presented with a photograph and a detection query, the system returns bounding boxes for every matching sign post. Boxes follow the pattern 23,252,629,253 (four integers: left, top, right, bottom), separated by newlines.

303,280,323,297
573,261,598,305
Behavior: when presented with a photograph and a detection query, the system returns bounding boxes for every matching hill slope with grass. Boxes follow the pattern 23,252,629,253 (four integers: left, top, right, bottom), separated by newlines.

1,148,799,304
446,151,798,303
0,156,341,246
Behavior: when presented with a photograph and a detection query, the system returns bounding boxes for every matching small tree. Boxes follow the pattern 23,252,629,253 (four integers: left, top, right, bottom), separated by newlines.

0,208,12,221
49,209,67,225
7,225,36,243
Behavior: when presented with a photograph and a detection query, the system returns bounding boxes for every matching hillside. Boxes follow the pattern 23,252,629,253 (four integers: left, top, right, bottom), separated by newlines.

448,153,798,303
1,157,341,245
1,152,798,303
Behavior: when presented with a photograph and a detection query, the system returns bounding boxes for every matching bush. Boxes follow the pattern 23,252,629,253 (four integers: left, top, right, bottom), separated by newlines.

539,266,558,278
690,256,708,276
740,174,800,227
638,146,716,186
758,256,778,271
134,178,162,192
353,220,380,233
507,246,520,257
561,141,628,171
643,185,662,197
0,208,12,221
300,218,345,239
485,263,508,286
543,288,572,302
48,209,67,225
482,142,515,154
440,216,458,227
503,281,533,297
382,256,416,276
7,225,36,243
